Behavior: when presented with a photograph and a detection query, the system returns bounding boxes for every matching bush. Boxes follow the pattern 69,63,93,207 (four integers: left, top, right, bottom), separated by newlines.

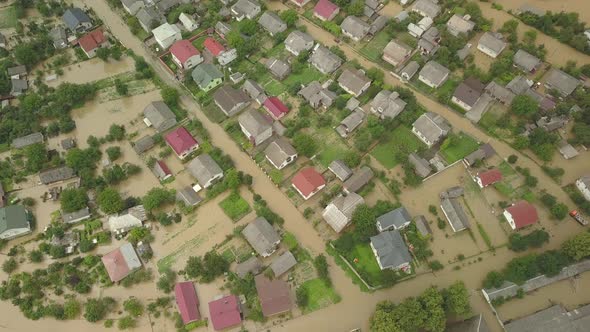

507,155,518,164
429,260,444,271
28,250,44,263
2,258,18,273
550,203,568,220
313,255,331,285
123,298,143,316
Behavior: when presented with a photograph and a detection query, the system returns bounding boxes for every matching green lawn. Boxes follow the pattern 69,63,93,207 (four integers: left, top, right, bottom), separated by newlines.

317,144,348,167
219,191,251,222
371,126,425,169
439,133,479,164
299,278,341,314
498,161,517,177
0,6,17,29
347,244,382,284
282,67,324,88
263,79,286,96
360,31,390,61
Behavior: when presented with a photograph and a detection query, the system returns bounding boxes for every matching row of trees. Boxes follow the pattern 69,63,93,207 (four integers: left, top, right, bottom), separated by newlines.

519,11,590,54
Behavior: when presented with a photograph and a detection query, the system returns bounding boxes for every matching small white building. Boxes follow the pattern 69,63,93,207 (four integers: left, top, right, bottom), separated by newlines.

576,176,590,201
179,13,199,32
153,23,182,50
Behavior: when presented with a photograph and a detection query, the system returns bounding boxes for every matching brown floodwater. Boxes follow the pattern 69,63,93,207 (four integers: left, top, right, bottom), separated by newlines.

47,57,135,87
492,0,590,24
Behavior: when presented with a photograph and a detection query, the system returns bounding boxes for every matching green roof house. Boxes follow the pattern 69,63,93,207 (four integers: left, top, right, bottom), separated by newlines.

192,63,223,92
0,205,32,240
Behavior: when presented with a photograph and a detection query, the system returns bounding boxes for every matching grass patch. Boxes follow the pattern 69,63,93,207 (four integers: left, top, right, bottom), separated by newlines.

477,223,493,250
0,6,18,29
283,232,298,250
498,161,516,177
326,244,371,292
282,66,324,88
494,182,514,197
317,144,348,167
219,191,251,222
371,126,424,169
263,79,286,96
299,278,341,314
359,31,390,61
269,169,283,185
439,133,479,164
201,103,227,124
348,243,382,283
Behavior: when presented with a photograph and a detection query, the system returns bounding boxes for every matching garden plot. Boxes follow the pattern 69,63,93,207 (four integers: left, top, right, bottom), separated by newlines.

439,132,480,164
0,5,18,29
371,126,425,169
359,31,391,62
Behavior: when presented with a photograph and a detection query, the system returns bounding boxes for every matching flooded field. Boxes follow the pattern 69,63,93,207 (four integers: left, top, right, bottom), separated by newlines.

492,0,590,24
46,57,135,87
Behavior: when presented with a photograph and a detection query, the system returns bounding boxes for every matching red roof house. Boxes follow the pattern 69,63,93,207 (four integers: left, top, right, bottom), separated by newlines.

153,160,172,181
314,0,340,21
254,275,292,317
165,126,199,160
291,167,326,200
263,97,290,120
174,282,201,324
204,37,225,57
101,243,142,283
503,201,539,230
78,28,108,58
208,295,242,331
170,40,203,70
475,168,503,188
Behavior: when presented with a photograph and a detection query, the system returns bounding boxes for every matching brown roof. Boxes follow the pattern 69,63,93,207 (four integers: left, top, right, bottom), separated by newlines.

254,274,292,317
453,78,485,107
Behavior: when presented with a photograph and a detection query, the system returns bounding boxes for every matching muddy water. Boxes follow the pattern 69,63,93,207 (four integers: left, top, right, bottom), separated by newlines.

47,57,135,87
492,0,590,25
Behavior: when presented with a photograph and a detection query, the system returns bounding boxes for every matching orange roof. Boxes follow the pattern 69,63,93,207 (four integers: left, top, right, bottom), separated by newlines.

78,28,106,53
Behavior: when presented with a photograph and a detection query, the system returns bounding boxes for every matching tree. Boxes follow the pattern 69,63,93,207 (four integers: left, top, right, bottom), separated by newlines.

79,239,96,253
115,79,128,96
239,19,257,36
28,250,43,263
24,143,48,173
562,232,590,261
96,48,111,61
201,251,229,282
350,204,377,242
84,297,116,322
346,0,364,16
2,257,17,274
420,287,446,332
354,129,373,151
123,298,143,316
64,299,81,319
507,155,518,163
184,256,203,279
161,86,180,107
224,169,241,189
293,133,318,157
106,146,122,161
142,187,175,211
108,124,126,141
443,281,471,318
511,95,539,117
60,188,89,213
296,286,309,307
370,301,401,332
156,269,176,293
550,203,568,220
118,316,136,330
508,233,528,252
97,187,124,214
313,255,330,285
482,270,504,289
280,9,298,27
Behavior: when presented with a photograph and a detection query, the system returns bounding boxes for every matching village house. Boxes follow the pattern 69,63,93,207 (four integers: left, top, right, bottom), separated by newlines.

10,79,28,96
336,109,365,138
61,207,91,224
170,40,203,70
485,81,515,105
238,110,273,146
513,49,542,73
8,65,26,79
463,143,496,167
408,153,432,178
11,132,43,149
370,230,412,272
258,11,287,36
376,206,412,232
474,168,503,188
174,281,201,325
208,295,242,330
235,257,263,278
165,126,199,159
322,192,365,233
576,175,590,201
133,135,155,155
214,85,251,117
412,112,451,147
414,215,432,237
503,201,539,230
242,79,267,105
338,68,371,97
417,27,440,56
558,140,579,160
108,205,147,233
477,32,507,58
255,275,292,317
408,16,433,38
400,61,420,81
192,63,223,92
61,138,75,151
231,0,261,21
187,154,224,189
451,77,485,111
102,243,143,283
418,60,450,88
50,26,68,49
504,304,590,332
215,21,232,38
506,75,534,94
446,14,475,37
314,0,340,21
382,40,412,67
242,217,281,257
341,16,370,42
291,167,326,200
62,8,92,32
370,90,407,119
544,68,580,97
264,137,298,170
310,45,342,74
266,58,291,80
270,251,297,276
39,166,76,185
346,97,360,111
156,0,185,13
153,23,181,50
329,160,353,181
369,15,388,35
143,101,177,132
136,6,165,33
152,160,172,181
0,205,32,240
298,81,337,108
364,0,380,18
343,166,374,193
176,187,203,206
441,197,470,232
285,30,315,56
411,0,440,18
121,0,144,15
536,115,568,131
50,231,80,254
179,13,199,31
218,48,238,66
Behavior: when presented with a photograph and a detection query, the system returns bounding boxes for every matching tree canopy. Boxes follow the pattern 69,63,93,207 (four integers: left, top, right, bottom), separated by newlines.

97,188,124,214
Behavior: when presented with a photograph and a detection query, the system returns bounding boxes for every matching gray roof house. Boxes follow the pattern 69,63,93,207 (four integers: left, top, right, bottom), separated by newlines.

133,135,155,154
61,138,76,150
477,32,507,58
136,6,165,33
408,153,432,178
0,205,32,240
285,30,314,56
447,314,491,332
242,79,267,105
242,217,281,257
485,81,515,105
62,8,92,32
176,187,203,206
121,0,145,15
270,251,297,276
418,61,450,88
463,143,496,166
264,137,298,170
343,166,374,194
370,90,407,119
258,11,287,36
235,256,263,278
338,69,371,97
558,140,579,160
414,215,432,237
298,81,337,109
214,85,250,116
336,109,365,138
506,75,534,94
187,154,224,189
322,192,365,233
441,197,470,232
10,78,28,96
50,26,68,49
411,112,451,147
108,205,147,233
231,0,261,21
238,109,273,146
266,58,291,80
192,63,223,91
143,101,177,133
329,160,353,181
340,16,370,42
400,61,420,81
451,77,485,111
376,206,412,232
504,304,590,332
156,0,184,13
7,65,27,78
544,68,580,97
370,230,412,271
310,45,342,74
62,207,91,224
369,15,389,35
382,40,412,67
513,49,542,73
12,132,43,149
39,166,76,185
446,14,475,36
215,21,232,37
411,0,441,18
